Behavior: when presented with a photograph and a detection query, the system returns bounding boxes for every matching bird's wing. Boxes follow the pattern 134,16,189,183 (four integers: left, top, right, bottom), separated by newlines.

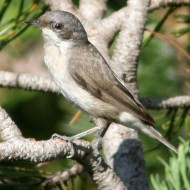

69,43,155,126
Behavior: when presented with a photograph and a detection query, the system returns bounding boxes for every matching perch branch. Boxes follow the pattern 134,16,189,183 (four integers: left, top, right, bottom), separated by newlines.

102,1,151,189
149,0,190,11
0,106,125,190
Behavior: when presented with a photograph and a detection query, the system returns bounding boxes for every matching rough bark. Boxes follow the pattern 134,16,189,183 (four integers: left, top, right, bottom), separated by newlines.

0,0,190,189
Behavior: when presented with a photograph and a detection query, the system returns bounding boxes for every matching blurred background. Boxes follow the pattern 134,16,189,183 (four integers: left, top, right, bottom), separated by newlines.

0,0,189,189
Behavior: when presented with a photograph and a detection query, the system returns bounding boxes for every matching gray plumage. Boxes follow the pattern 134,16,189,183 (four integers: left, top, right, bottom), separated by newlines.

24,10,177,153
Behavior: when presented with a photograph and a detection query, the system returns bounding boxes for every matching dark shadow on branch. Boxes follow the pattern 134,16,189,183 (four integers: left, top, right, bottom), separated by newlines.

113,139,149,190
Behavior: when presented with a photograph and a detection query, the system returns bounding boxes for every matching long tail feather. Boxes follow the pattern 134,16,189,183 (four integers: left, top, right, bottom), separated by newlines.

119,112,177,153
141,125,178,154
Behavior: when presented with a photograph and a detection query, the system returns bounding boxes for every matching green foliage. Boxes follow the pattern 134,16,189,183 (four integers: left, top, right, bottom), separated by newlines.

143,7,176,48
0,163,94,190
151,139,190,190
140,37,181,97
0,0,47,50
173,14,190,37
0,165,45,190
0,1,190,190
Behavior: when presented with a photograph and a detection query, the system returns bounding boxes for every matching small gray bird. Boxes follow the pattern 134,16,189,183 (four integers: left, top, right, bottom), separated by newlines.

24,10,177,153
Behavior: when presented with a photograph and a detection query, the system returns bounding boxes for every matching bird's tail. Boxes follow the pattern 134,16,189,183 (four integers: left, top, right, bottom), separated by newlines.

141,125,178,154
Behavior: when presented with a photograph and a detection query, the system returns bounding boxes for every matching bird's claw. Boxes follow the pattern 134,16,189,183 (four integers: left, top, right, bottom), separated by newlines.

90,136,102,156
51,133,76,158
88,137,103,167
66,141,76,158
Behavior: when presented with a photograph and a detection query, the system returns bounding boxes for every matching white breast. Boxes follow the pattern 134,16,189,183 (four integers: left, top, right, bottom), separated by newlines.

43,42,107,115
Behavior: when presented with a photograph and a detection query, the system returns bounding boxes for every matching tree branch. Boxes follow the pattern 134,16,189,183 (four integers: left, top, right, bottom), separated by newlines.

0,106,22,142
0,106,86,161
0,72,189,110
142,96,190,109
110,0,149,95
0,71,190,109
79,0,107,20
149,0,190,11
98,7,127,44
45,0,79,17
0,71,59,94
2,0,187,188
0,106,125,189
103,124,150,189
42,163,84,188
102,1,151,189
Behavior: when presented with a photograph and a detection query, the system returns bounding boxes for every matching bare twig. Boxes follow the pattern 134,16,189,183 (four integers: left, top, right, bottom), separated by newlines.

0,106,22,142
0,106,85,160
102,1,151,189
142,96,190,109
0,72,190,110
110,0,149,95
0,71,59,94
45,0,78,14
146,28,190,61
98,7,127,44
1,0,188,189
0,106,125,189
42,163,84,187
69,111,82,125
143,7,176,47
149,0,190,11
79,0,107,20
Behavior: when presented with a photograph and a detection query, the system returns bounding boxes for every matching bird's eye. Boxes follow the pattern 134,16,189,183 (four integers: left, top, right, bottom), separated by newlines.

53,23,63,30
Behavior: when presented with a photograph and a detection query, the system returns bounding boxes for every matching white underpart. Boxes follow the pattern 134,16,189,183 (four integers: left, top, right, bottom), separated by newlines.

42,28,62,45
119,112,159,138
119,112,178,154
41,28,178,153
119,112,143,129
42,28,113,115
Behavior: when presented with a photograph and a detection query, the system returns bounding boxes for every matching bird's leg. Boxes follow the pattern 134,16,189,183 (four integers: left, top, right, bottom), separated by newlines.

52,126,102,158
52,126,102,141
90,119,110,155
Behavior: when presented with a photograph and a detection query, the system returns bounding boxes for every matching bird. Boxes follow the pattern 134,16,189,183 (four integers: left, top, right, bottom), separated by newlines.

24,10,177,154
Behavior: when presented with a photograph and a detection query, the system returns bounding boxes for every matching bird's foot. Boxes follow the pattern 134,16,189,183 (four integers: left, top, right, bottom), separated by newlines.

90,136,102,156
89,124,109,155
89,137,103,166
51,126,106,158
51,133,76,158
52,133,76,141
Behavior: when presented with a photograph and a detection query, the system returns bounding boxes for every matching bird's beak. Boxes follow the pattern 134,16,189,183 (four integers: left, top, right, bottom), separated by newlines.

23,19,41,27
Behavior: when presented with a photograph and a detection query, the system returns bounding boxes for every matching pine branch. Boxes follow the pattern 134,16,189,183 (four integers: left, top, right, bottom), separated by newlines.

42,163,84,188
149,0,190,11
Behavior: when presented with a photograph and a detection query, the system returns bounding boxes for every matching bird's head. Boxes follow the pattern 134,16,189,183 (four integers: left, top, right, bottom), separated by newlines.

24,10,88,45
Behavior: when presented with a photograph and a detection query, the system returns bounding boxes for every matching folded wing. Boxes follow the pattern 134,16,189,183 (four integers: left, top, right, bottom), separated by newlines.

69,43,155,126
